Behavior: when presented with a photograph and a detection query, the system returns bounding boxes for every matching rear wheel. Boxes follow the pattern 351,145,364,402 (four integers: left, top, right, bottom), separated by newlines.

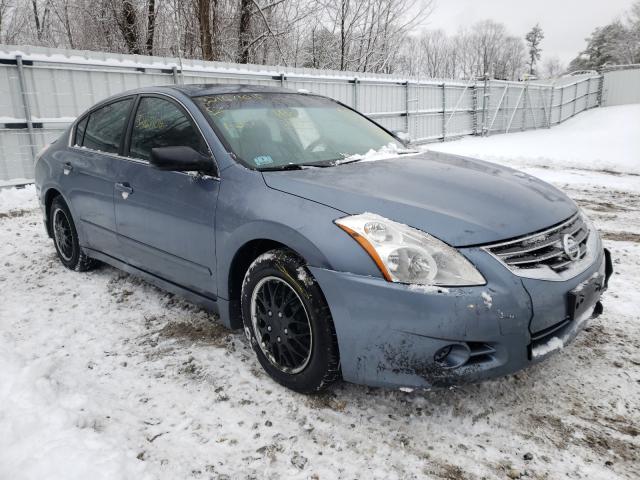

50,196,98,272
241,249,340,393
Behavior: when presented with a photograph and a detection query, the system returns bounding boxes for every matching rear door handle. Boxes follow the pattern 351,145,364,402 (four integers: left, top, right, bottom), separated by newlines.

63,162,73,175
115,182,133,199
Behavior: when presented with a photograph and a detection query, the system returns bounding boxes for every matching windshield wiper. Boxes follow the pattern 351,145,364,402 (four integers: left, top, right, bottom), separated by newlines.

259,164,304,171
259,162,333,171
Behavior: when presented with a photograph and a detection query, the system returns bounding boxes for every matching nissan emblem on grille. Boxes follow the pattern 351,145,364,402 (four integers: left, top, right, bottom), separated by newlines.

562,234,580,260
482,213,595,280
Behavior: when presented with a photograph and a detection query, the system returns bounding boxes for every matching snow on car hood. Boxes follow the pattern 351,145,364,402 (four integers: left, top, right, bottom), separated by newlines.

262,150,578,247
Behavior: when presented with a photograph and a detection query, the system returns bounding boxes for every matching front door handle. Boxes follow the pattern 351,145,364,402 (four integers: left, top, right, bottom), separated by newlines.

63,162,73,175
115,182,133,199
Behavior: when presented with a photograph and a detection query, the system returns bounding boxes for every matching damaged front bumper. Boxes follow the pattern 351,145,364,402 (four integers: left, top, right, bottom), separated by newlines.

309,247,613,389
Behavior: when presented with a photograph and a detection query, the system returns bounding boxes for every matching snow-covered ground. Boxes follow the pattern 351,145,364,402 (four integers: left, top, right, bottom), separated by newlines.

429,104,640,176
1,105,639,480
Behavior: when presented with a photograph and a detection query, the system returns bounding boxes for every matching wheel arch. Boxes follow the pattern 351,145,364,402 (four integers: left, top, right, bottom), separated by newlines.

218,223,333,329
44,187,64,237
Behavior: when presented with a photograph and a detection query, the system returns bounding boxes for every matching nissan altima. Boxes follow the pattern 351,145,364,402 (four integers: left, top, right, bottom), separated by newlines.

34,84,612,393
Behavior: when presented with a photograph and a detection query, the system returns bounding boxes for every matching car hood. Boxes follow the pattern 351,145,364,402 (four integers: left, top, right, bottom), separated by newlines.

262,151,577,247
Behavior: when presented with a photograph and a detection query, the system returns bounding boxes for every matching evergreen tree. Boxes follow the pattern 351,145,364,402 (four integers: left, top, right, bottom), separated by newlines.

525,24,544,75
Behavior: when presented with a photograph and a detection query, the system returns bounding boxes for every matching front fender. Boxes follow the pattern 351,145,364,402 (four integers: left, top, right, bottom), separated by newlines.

215,164,384,301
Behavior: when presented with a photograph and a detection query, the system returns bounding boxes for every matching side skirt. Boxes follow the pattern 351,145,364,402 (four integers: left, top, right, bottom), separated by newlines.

83,247,220,316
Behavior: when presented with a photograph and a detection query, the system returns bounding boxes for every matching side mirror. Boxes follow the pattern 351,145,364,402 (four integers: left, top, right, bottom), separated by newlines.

150,146,217,175
391,130,411,145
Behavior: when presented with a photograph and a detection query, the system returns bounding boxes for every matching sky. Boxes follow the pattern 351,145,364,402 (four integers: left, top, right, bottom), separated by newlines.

422,0,635,65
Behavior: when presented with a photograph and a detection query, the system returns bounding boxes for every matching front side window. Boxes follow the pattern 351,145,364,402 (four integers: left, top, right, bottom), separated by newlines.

129,97,206,161
82,99,133,154
194,93,402,170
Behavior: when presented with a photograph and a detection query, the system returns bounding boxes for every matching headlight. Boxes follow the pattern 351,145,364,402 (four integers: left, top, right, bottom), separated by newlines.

335,213,486,286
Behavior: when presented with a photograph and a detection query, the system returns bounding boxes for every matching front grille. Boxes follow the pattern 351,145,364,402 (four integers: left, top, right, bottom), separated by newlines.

484,213,589,275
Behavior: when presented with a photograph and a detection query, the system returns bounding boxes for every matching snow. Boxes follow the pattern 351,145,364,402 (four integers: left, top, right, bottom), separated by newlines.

1,104,640,479
481,291,493,309
0,348,149,480
0,184,37,212
428,104,640,176
0,47,470,86
296,266,313,286
407,284,450,294
336,143,421,164
531,337,565,358
0,116,76,124
0,178,35,188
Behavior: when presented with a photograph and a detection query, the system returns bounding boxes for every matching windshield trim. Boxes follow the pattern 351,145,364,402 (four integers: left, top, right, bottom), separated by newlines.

192,91,404,171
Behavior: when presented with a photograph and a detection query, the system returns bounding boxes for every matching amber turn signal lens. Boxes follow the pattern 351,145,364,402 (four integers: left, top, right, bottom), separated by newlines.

336,223,393,282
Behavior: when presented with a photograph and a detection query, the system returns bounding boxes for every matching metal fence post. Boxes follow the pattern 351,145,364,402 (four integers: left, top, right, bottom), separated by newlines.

558,86,564,123
279,73,285,88
572,81,578,117
597,74,604,107
441,83,446,141
172,66,180,84
481,77,489,135
521,82,528,130
547,86,554,127
472,83,479,135
15,54,38,162
405,81,410,133
353,77,359,110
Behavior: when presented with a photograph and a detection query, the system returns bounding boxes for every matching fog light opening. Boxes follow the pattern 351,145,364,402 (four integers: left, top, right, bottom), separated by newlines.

434,344,471,369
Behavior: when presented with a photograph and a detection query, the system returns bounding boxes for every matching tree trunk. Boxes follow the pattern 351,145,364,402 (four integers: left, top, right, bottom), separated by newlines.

198,0,213,60
121,0,140,55
31,0,51,41
63,1,74,48
340,0,347,70
146,0,155,55
237,0,252,63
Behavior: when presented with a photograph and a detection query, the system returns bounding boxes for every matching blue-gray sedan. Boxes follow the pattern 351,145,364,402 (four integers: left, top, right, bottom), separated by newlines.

35,84,613,393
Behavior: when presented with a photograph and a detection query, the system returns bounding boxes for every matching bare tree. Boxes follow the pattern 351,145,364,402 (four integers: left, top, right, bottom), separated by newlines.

541,56,564,79
0,0,14,40
145,0,155,54
112,0,141,54
31,0,51,41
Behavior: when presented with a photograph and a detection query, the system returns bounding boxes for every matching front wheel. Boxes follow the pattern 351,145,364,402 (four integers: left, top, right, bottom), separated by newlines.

241,249,340,393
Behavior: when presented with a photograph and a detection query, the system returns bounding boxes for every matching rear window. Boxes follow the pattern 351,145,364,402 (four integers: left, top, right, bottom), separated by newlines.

82,99,133,154
74,116,88,146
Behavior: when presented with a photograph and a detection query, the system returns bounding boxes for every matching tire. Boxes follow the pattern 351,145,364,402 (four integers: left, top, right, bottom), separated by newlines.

49,196,99,272
241,249,340,393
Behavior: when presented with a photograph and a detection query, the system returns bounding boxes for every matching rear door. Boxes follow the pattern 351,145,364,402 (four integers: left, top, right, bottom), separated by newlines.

114,94,219,298
62,97,134,255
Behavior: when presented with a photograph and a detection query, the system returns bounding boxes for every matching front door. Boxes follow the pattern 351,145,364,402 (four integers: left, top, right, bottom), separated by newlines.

114,95,219,298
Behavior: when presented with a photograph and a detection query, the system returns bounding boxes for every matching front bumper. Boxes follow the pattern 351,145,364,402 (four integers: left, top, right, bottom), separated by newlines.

309,247,612,389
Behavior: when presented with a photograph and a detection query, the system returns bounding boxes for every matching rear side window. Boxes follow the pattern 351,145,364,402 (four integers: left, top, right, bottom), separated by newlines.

82,99,133,154
129,97,205,161
74,116,88,146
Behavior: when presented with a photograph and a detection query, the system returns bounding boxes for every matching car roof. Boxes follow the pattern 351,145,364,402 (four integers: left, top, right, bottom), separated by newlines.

121,83,298,98
173,83,296,96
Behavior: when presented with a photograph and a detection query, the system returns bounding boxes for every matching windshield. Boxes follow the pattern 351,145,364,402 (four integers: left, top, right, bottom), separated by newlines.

194,93,403,170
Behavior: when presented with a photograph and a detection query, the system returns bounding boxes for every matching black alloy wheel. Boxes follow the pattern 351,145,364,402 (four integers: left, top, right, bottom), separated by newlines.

241,249,340,393
251,276,313,374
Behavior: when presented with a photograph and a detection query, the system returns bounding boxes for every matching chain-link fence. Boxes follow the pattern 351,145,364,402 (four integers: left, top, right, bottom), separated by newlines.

0,45,620,183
